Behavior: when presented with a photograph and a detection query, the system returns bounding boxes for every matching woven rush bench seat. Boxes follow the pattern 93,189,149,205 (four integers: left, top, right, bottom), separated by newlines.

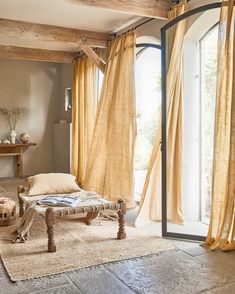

17,186,126,252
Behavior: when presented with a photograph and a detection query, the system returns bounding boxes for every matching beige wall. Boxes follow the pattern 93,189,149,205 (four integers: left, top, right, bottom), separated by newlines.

136,19,166,42
59,63,73,123
0,59,61,178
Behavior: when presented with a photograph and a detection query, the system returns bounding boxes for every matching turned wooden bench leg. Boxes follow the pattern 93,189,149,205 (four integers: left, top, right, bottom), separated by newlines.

117,199,126,240
18,196,25,217
17,186,25,217
45,208,57,253
85,211,99,225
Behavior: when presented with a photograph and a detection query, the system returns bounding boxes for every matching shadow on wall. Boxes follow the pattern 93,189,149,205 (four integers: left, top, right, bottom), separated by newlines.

0,59,61,178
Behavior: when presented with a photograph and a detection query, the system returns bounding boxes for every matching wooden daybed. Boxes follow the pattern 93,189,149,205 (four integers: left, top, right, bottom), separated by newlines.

17,186,126,253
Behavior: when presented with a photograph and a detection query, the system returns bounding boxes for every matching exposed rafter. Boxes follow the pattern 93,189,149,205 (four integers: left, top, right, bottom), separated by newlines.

0,18,109,48
80,44,106,73
0,45,76,63
61,0,171,19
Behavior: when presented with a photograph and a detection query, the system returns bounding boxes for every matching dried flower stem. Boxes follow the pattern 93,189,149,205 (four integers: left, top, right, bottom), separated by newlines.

0,107,26,130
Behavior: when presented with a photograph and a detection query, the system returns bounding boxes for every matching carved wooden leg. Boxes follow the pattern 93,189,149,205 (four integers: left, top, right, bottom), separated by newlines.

85,211,99,225
45,208,56,253
17,189,25,217
16,149,23,178
117,199,126,240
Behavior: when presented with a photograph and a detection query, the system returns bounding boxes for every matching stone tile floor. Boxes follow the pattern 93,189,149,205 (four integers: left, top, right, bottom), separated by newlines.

0,178,235,294
0,244,235,294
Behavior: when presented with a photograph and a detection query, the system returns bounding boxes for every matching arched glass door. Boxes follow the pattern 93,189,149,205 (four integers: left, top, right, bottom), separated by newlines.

161,3,222,241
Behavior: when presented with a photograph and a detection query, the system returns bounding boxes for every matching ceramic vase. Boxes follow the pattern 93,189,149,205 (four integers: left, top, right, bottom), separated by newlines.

10,130,17,144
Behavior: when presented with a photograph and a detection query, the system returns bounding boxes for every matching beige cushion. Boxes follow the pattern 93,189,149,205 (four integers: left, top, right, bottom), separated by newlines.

28,173,80,196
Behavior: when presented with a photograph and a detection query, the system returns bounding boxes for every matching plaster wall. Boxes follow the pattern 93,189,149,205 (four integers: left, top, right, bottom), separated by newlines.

59,63,73,123
0,60,61,177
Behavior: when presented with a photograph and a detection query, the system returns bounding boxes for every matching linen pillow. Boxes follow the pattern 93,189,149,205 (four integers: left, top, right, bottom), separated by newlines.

28,173,80,196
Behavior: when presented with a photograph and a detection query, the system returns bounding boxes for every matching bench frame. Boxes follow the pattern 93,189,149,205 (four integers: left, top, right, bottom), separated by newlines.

17,186,126,252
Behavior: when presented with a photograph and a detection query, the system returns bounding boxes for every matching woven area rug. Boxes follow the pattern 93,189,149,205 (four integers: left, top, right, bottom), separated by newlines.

0,215,175,281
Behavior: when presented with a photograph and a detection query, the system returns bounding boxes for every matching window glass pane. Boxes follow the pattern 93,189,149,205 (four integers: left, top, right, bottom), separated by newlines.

200,26,218,222
135,47,161,202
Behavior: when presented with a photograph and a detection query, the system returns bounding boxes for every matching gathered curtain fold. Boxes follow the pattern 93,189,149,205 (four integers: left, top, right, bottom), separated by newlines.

72,55,98,186
204,0,235,252
83,32,137,209
135,1,188,227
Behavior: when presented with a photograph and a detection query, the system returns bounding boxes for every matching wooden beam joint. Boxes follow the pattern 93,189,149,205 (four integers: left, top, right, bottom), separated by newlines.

80,44,106,73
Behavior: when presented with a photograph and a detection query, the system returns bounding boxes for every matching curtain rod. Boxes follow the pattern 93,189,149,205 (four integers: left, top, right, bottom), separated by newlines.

171,0,191,4
134,18,155,30
110,18,155,39
111,0,192,39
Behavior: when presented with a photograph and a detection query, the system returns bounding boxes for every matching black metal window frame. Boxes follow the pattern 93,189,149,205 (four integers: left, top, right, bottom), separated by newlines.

161,2,222,242
136,43,162,50
136,43,162,61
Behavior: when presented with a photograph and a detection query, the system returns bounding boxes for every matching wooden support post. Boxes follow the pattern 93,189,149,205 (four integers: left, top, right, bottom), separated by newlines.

45,208,57,253
117,199,126,240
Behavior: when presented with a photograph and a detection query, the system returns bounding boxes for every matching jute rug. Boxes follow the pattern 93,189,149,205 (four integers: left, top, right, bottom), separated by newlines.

0,215,175,281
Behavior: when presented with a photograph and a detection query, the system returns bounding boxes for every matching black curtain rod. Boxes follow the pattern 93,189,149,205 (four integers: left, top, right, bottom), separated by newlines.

118,0,192,30
115,0,192,34
134,18,155,30
110,18,155,38
171,0,191,4
111,0,192,38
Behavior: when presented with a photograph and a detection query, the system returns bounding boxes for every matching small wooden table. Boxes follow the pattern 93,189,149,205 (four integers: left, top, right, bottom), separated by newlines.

0,143,36,178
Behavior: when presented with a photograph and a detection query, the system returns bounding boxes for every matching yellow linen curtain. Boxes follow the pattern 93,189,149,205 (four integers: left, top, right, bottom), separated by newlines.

135,1,188,227
204,0,235,252
83,32,136,209
72,55,98,186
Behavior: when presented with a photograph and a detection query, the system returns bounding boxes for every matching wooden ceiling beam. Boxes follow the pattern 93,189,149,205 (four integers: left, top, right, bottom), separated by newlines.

0,18,109,48
62,0,171,19
0,45,76,63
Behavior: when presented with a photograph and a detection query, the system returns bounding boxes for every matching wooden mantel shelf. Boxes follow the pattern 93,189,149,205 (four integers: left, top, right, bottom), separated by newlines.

0,143,36,147
0,143,37,178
